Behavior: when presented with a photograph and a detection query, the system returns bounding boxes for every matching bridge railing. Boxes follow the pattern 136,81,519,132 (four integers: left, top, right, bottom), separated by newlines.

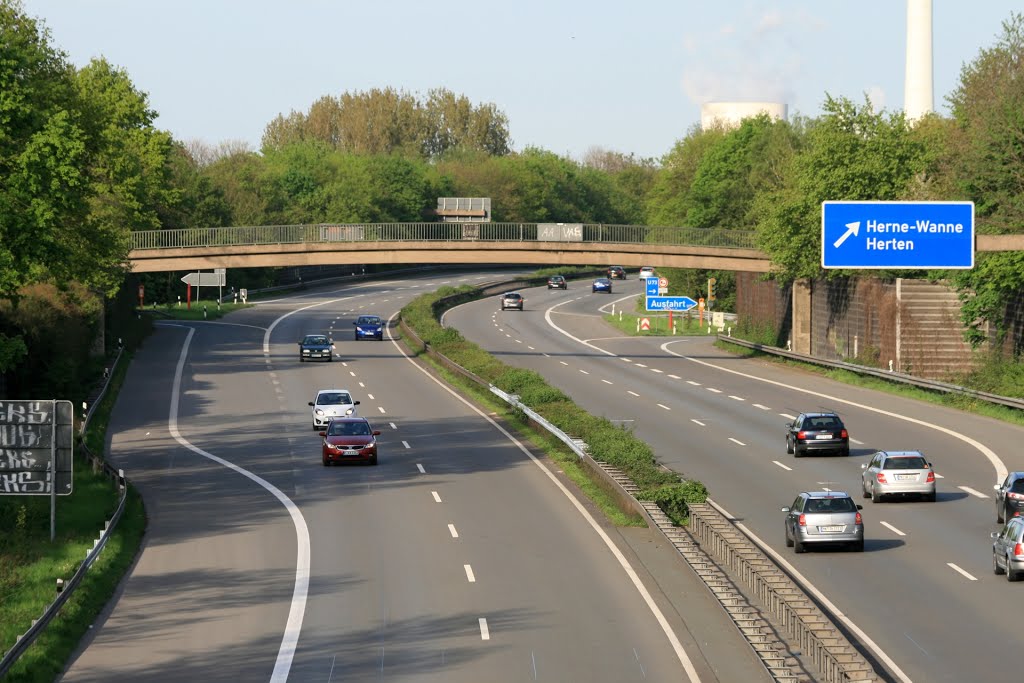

130,223,760,250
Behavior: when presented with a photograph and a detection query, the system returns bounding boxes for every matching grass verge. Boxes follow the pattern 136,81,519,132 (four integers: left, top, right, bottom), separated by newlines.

140,301,252,320
0,352,147,682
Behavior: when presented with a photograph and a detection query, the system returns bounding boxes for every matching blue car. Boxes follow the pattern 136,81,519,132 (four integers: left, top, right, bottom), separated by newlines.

592,278,613,293
353,315,384,341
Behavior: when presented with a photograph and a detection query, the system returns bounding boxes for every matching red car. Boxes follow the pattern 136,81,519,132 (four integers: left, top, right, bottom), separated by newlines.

320,417,380,466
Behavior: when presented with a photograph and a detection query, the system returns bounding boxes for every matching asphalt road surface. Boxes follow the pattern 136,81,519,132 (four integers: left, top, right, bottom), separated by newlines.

443,274,1024,683
59,271,768,683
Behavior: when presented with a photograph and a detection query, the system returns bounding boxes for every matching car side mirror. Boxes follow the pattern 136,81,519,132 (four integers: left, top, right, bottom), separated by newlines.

994,484,1002,491
992,531,1001,539
308,401,314,406
780,507,790,513
331,344,336,350
318,431,327,437
861,464,867,469
373,430,381,436
856,504,863,510
353,321,358,325
354,400,361,405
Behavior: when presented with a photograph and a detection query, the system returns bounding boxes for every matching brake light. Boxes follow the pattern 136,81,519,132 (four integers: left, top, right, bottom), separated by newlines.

797,431,807,440
840,429,848,439
926,471,935,483
1015,543,1024,557
855,512,862,525
798,514,807,527
876,473,888,484
1008,492,1024,500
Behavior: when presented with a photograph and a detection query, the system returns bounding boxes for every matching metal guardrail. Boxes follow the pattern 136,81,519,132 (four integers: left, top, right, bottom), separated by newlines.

130,223,760,251
718,334,1024,411
0,350,129,677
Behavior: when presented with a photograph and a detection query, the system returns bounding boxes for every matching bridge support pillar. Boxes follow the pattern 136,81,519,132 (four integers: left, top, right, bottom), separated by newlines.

791,278,812,355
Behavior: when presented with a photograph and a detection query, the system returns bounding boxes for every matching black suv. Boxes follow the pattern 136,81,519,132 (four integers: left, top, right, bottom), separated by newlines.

607,266,626,280
994,471,1024,523
547,275,567,290
785,412,850,457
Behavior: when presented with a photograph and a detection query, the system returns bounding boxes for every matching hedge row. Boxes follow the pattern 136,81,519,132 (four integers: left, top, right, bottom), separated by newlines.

400,283,708,523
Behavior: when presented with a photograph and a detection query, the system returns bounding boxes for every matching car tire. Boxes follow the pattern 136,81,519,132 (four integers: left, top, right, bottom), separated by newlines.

354,334,359,341
322,458,330,467
327,355,332,362
862,481,871,499
871,487,883,503
793,536,805,554
841,447,851,457
785,437,793,455
1008,560,1020,582
377,334,383,341
924,492,937,502
994,552,1006,575
997,505,1005,524
851,539,865,552
794,446,804,458
785,526,793,547
299,356,304,362
369,454,378,466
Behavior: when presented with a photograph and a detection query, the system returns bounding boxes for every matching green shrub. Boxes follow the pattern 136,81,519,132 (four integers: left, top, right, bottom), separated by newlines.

495,367,548,394
640,480,709,524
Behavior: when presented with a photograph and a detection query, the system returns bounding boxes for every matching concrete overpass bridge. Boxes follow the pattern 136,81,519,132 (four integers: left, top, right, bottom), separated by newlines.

128,222,1024,274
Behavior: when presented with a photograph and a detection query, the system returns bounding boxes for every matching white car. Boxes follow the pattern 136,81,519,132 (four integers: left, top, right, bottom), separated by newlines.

309,389,360,430
639,266,656,279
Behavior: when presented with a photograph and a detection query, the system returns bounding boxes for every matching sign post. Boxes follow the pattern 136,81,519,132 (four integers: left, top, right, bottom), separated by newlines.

137,284,145,308
822,201,975,269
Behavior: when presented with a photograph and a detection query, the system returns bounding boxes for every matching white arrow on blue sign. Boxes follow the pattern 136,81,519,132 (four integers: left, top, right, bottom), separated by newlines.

822,201,974,269
646,296,697,312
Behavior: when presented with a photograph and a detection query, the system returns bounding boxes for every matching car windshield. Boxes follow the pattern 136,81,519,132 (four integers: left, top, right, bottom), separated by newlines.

328,421,370,436
317,393,351,406
804,497,856,513
883,456,927,469
304,336,328,345
357,317,380,325
802,416,842,430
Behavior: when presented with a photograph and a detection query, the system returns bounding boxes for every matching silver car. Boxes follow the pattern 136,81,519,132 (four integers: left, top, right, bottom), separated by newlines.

861,450,936,503
782,491,864,553
992,516,1024,581
309,389,360,430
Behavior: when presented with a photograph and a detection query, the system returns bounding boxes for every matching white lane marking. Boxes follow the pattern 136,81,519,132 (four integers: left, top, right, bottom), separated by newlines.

560,361,569,366
359,382,366,388
542,353,551,358
635,363,648,368
448,524,459,538
505,334,512,338
349,371,356,377
342,362,348,367
262,293,354,354
658,404,671,411
627,391,640,397
934,473,945,479
402,441,411,449
706,499,912,683
528,346,535,350
405,305,702,681
851,438,865,445
602,379,613,385
479,618,490,641
948,563,978,581
668,374,681,379
432,491,442,503
687,380,701,386
367,393,375,400
377,406,386,414
753,403,770,410
691,419,706,426
728,395,744,401
515,339,523,344
880,521,906,536
659,341,1007,484
416,463,426,473
651,369,664,374
728,438,746,446
773,460,793,471
621,358,633,363
959,486,988,499
389,422,397,430
706,388,722,394
464,564,476,583
580,369,590,375
780,413,796,420
168,327,308,683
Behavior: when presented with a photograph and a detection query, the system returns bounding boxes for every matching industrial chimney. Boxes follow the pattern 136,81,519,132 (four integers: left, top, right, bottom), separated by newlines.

904,0,934,121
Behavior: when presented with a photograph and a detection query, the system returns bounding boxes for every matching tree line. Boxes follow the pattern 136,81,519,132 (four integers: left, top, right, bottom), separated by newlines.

3,0,1024,398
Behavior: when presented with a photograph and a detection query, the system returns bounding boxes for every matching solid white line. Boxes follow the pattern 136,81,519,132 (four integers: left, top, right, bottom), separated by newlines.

691,419,706,427
402,441,411,449
367,393,375,400
602,379,613,385
627,390,640,397
651,369,664,374
658,404,671,410
448,524,459,538
479,618,490,641
707,388,722,394
580,369,590,375
389,422,397,430
706,498,912,683
780,413,796,420
464,564,476,583
687,380,700,386
880,521,906,536
773,461,792,471
668,374,681,380
432,491,442,503
377,407,386,414
947,563,978,581
959,486,988,499
416,463,426,473
728,395,745,401
753,404,770,410
728,437,746,446
168,327,309,683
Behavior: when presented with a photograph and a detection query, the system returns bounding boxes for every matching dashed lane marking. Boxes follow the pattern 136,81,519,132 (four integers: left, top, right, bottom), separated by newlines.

880,521,906,536
773,461,792,471
729,437,746,446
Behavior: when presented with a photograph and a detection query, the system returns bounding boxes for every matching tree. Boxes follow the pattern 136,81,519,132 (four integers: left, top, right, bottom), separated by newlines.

645,124,728,226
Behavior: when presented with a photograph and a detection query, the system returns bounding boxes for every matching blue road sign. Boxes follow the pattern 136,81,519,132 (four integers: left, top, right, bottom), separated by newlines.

822,201,974,269
646,296,697,312
645,277,659,297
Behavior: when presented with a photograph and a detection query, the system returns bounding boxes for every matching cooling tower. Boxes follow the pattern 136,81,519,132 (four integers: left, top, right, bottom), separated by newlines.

700,102,788,130
904,0,934,120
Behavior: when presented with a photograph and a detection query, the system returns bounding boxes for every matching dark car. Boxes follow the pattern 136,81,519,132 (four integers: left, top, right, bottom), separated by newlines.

353,314,384,341
994,471,1024,523
782,491,864,553
607,266,626,280
499,292,524,310
592,278,612,293
785,412,849,457
320,417,380,466
547,275,568,290
299,334,334,362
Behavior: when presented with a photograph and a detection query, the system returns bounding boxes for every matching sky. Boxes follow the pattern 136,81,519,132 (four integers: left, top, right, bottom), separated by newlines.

21,1,1022,162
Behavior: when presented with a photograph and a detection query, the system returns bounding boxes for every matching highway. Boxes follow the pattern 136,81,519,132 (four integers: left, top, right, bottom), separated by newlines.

442,275,1024,683
59,271,768,683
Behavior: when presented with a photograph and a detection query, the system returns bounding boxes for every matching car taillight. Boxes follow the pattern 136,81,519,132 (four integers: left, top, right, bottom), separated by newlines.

1008,492,1024,500
797,431,807,440
926,471,935,483
876,473,888,484
855,512,862,525
1015,543,1024,557
840,429,848,438
798,514,806,527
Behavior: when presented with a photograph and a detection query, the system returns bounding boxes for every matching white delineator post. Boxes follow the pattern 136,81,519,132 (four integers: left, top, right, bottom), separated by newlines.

904,0,934,122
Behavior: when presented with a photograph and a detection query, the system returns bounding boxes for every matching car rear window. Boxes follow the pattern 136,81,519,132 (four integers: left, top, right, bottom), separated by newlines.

802,416,842,430
883,456,927,470
805,497,856,513
1010,479,1024,494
